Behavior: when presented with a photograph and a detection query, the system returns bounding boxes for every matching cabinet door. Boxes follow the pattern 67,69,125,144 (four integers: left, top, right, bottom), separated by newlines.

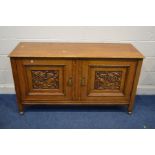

80,59,137,103
16,59,73,102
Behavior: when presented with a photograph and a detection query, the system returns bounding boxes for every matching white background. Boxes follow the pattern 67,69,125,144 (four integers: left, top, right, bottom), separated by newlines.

0,130,155,155
0,0,155,155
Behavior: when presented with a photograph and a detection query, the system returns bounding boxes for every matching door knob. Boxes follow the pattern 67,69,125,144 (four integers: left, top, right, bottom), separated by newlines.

81,77,86,86
30,59,34,63
67,77,72,86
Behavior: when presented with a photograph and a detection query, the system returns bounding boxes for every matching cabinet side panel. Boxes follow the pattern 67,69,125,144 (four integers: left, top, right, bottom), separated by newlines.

128,59,143,112
10,58,23,112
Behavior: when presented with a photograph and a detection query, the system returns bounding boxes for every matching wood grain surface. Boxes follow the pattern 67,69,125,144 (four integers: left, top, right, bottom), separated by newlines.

9,42,144,58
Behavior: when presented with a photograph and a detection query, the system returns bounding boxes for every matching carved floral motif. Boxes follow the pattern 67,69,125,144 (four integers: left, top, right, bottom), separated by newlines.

31,70,59,89
94,71,122,90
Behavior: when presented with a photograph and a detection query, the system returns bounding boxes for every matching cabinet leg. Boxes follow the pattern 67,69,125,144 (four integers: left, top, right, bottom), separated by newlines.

18,103,24,115
128,105,133,115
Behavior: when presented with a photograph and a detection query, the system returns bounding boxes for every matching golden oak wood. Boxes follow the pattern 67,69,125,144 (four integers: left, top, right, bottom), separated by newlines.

17,59,73,101
128,59,143,113
9,42,144,59
80,59,137,102
10,58,24,113
9,42,144,114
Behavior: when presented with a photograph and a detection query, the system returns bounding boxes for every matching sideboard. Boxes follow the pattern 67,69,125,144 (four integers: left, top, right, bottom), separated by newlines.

9,42,144,114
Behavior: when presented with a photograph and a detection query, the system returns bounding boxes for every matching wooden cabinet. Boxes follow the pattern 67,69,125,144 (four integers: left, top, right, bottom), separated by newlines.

9,42,144,114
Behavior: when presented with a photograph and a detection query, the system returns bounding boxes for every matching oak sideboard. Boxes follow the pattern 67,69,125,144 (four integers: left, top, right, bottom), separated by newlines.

9,42,144,114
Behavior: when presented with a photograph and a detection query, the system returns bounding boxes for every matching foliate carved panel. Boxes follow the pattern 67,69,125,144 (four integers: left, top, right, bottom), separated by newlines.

31,70,59,89
94,71,122,90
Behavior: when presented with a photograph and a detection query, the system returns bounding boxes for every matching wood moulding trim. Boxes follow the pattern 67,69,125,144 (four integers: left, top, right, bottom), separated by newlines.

22,101,129,105
88,65,130,67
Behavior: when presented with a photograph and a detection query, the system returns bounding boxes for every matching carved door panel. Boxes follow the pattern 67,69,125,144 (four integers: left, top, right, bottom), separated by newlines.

17,59,73,102
80,59,137,103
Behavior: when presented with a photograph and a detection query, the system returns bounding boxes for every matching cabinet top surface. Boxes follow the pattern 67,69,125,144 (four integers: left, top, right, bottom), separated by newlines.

9,42,144,59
